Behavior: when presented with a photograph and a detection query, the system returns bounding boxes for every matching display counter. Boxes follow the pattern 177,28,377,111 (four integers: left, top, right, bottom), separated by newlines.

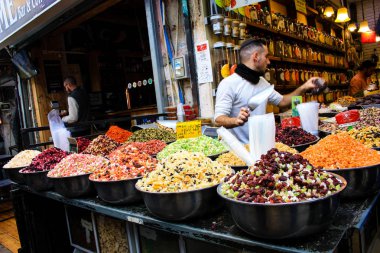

11,184,380,253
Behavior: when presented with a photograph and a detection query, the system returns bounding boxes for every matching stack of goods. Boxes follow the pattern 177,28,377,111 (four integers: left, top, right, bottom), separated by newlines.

20,148,68,173
319,122,338,133
301,132,380,169
155,122,176,134
157,135,227,160
276,126,317,146
344,126,380,149
82,135,120,157
137,151,233,192
336,96,356,107
106,125,133,143
216,143,297,166
220,149,344,203
126,140,166,156
90,146,157,181
47,154,108,177
128,128,176,143
350,94,380,106
76,137,91,153
356,108,380,130
3,150,41,168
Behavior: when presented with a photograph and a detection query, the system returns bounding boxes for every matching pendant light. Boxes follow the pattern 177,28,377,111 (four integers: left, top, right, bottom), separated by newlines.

358,0,371,33
348,23,357,32
335,7,350,23
324,6,334,18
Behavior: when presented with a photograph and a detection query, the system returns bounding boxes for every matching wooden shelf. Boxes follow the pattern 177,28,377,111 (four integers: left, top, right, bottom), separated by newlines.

246,22,345,54
268,56,346,70
276,83,348,90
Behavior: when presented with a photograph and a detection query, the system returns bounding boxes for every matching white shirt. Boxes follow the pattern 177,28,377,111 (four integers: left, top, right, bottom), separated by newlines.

214,73,283,144
62,97,79,124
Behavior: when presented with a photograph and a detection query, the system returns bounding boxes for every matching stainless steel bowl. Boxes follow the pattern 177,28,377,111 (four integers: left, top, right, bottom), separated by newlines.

48,173,94,198
135,184,224,221
373,147,380,151
3,167,25,184
217,173,347,239
91,177,142,205
324,163,380,198
20,170,53,191
208,150,228,160
291,136,320,152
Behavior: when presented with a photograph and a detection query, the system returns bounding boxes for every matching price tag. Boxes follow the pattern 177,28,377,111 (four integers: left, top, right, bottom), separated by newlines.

68,137,78,153
176,120,201,140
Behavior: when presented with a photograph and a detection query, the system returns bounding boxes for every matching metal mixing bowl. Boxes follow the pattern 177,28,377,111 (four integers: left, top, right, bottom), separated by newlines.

3,167,25,184
20,170,53,191
291,136,320,152
230,165,249,172
91,177,142,205
324,163,380,198
217,173,347,239
135,184,224,221
208,151,228,160
48,173,94,198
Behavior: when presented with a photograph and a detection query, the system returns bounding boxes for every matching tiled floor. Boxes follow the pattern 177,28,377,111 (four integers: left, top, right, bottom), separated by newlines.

0,201,20,253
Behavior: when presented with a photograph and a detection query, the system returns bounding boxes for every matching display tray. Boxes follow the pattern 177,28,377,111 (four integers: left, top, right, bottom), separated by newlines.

15,184,380,253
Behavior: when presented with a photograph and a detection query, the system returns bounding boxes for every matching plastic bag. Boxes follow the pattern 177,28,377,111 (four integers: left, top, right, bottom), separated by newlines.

248,113,275,162
281,117,301,128
48,109,71,152
335,110,360,126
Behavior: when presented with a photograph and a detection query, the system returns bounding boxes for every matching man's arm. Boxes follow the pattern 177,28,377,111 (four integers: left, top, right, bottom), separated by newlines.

215,108,250,128
62,97,79,124
278,77,318,108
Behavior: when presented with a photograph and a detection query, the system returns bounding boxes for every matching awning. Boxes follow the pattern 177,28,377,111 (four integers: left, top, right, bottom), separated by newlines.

0,0,86,50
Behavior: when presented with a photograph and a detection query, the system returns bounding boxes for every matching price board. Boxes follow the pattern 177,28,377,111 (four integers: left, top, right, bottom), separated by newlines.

176,120,202,140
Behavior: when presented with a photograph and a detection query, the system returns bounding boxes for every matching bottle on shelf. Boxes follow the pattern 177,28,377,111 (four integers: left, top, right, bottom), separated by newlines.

249,5,258,23
263,7,271,27
271,12,278,30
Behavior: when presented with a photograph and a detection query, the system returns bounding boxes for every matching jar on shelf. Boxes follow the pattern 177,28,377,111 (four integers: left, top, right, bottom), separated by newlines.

264,69,271,82
284,67,290,86
289,68,296,86
226,43,235,73
301,46,307,61
306,47,313,62
263,7,271,27
210,15,224,35
295,69,299,85
270,67,277,85
277,14,285,31
213,42,228,86
223,17,232,36
299,69,305,83
271,12,278,30
275,39,284,57
277,67,285,86
249,5,258,23
234,45,241,64
268,37,275,56
239,22,247,40
231,20,240,38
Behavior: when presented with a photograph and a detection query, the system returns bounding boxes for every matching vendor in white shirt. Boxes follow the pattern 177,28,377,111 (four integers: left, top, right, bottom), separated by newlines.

61,76,90,137
214,38,318,143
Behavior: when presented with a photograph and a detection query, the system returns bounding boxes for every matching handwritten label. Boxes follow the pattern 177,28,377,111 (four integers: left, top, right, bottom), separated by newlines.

176,120,201,140
195,41,213,84
68,137,78,153
294,0,307,14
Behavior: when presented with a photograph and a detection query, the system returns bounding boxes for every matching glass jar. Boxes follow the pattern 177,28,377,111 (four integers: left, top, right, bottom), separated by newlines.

275,39,284,57
284,67,290,86
223,17,232,36
264,69,271,82
295,69,299,85
213,42,228,86
210,15,224,35
270,67,277,85
249,5,258,23
277,14,285,31
263,7,271,27
277,68,285,86
226,43,235,74
301,47,307,61
239,22,247,40
307,47,313,61
231,20,240,38
293,43,301,60
268,37,275,56
289,68,296,86
271,12,278,30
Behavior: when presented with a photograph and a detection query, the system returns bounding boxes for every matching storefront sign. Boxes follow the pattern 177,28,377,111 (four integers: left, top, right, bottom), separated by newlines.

227,0,265,10
0,0,61,44
294,0,307,14
195,40,213,84
176,120,201,139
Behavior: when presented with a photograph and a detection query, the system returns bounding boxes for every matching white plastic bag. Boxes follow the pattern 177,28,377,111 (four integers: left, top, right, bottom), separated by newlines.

48,109,71,152
248,113,275,162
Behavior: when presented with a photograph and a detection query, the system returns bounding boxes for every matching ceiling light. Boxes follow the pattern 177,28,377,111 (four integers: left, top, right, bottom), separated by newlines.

335,7,350,23
348,23,357,32
324,7,334,17
358,20,371,33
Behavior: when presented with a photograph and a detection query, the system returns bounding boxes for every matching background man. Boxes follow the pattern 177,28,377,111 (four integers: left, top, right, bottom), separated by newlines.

349,60,376,96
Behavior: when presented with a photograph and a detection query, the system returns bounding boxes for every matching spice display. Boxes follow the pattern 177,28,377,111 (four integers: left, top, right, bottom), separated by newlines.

356,108,380,130
301,132,380,169
96,215,129,253
126,140,166,155
276,126,317,146
82,135,120,157
216,143,297,166
155,122,176,134
319,122,338,133
344,127,380,148
91,146,157,181
350,94,380,106
157,135,227,160
128,128,176,143
3,150,41,168
336,96,356,107
105,125,132,143
220,149,344,203
20,148,68,173
76,137,91,153
137,151,233,192
47,154,108,177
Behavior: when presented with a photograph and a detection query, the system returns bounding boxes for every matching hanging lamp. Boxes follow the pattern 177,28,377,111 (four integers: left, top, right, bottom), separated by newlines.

324,6,334,18
358,0,371,32
348,23,357,32
335,7,350,23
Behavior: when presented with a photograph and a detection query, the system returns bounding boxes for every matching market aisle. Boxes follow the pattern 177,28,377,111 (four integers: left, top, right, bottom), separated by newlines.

0,201,20,253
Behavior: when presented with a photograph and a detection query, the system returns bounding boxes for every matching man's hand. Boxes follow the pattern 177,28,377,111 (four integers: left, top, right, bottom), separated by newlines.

301,77,319,92
235,107,250,126
59,110,68,117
